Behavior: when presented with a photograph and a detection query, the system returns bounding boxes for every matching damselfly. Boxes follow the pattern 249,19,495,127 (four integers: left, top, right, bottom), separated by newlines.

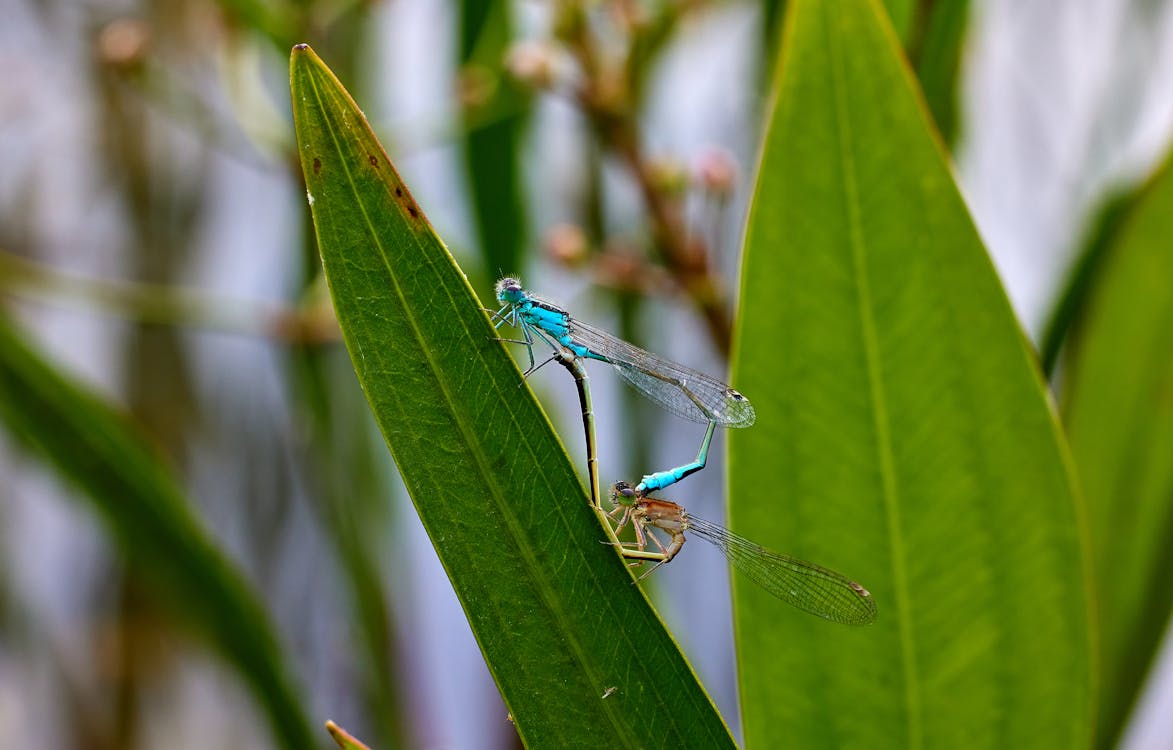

491,277,753,494
607,482,877,626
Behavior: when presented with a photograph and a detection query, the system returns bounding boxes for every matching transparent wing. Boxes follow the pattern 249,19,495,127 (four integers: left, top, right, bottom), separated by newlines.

684,515,877,625
566,317,755,427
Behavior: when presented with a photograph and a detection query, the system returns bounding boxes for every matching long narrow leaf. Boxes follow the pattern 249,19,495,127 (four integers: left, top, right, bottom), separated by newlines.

289,44,734,748
909,0,970,145
731,2,1094,747
459,0,528,278
1040,189,1135,376
0,312,316,750
1061,156,1173,749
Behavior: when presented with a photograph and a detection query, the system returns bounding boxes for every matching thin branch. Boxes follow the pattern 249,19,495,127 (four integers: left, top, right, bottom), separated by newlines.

559,1,733,355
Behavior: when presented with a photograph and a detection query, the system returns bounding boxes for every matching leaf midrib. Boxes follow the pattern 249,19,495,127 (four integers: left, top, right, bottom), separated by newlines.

824,5,923,748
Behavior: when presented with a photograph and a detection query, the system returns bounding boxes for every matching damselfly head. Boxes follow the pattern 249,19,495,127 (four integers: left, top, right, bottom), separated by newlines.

610,481,638,506
494,276,524,303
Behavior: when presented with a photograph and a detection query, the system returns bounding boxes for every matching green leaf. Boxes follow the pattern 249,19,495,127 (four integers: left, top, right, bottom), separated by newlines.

459,0,529,278
0,312,316,750
289,44,735,748
1039,188,1135,377
290,345,408,749
1060,156,1173,749
211,0,300,49
764,2,967,148
761,0,917,77
731,1,1093,748
881,0,916,44
761,0,789,63
909,0,970,145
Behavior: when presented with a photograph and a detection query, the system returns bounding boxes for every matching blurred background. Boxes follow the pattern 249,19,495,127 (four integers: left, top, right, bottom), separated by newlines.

1,1,1172,748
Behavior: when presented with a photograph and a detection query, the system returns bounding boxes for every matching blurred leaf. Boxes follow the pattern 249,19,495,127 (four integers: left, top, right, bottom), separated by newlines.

1039,188,1135,376
460,0,528,278
0,312,316,750
290,44,735,748
909,0,971,145
213,0,301,49
1060,156,1173,749
882,0,916,43
731,1,1093,748
761,0,788,64
290,346,406,749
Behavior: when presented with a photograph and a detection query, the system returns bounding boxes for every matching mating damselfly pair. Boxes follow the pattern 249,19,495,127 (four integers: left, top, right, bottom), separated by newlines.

490,277,876,626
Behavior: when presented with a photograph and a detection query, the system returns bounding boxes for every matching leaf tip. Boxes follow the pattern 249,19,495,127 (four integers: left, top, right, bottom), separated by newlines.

325,720,372,750
289,43,320,75
287,42,319,80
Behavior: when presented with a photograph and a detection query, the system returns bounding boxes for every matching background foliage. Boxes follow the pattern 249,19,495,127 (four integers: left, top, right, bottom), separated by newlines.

1,1,1172,748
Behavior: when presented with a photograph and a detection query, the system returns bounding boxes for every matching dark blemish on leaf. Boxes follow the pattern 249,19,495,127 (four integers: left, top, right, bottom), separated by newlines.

294,43,309,52
369,154,379,167
388,180,422,222
313,158,321,174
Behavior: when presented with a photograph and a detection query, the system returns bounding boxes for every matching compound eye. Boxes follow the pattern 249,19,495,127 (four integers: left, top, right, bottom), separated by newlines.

619,486,636,498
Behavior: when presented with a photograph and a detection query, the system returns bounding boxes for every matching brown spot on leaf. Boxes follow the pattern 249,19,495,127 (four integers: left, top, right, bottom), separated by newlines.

408,205,419,219
313,158,321,174
368,154,379,167
395,187,403,197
